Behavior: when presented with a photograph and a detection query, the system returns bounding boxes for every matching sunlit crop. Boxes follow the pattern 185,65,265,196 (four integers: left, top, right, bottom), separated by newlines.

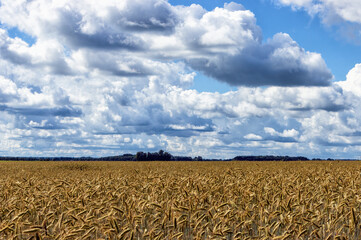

0,161,360,239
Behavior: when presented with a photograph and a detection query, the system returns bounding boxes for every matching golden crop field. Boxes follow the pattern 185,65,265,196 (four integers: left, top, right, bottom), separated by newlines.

0,161,361,240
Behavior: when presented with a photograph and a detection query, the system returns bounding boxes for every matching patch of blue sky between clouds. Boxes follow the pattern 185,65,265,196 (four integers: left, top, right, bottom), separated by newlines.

2,25,36,46
192,72,237,93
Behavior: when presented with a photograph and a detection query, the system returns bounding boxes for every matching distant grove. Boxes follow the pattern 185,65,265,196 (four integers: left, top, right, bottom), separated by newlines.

0,150,321,161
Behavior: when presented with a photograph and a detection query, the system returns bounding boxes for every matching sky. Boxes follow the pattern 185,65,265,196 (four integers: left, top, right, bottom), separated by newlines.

1,0,361,159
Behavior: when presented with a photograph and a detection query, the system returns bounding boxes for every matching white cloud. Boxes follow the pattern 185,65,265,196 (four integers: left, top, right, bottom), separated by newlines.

337,63,361,97
265,127,299,138
0,0,333,86
244,133,262,140
275,0,361,43
276,0,361,25
173,4,332,86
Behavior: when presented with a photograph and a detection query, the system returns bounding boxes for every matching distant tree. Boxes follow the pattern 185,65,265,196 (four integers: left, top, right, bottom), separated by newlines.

163,152,172,161
135,152,147,161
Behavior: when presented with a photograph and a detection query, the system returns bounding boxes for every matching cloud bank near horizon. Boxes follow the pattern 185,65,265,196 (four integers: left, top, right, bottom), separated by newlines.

0,0,360,158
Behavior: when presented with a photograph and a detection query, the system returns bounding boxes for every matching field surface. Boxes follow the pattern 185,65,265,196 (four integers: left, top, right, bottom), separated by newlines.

0,161,361,239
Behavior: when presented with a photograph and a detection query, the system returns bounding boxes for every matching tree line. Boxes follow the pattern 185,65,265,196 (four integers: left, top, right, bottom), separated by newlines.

0,151,343,161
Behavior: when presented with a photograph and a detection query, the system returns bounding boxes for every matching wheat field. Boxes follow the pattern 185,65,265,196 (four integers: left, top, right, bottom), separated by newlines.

0,161,360,239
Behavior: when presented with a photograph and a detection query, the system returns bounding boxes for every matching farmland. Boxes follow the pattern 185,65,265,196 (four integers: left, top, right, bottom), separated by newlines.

0,161,360,239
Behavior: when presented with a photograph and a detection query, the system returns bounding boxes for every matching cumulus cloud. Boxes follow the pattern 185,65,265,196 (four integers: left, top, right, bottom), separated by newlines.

187,32,332,86
0,58,349,157
263,127,299,142
0,0,333,86
0,29,72,74
275,0,361,43
276,0,361,24
0,0,177,49
0,29,32,65
167,4,332,86
174,7,332,86
274,0,361,45
337,64,361,97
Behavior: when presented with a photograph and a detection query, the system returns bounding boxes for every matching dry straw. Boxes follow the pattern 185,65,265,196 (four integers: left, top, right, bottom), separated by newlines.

0,161,360,239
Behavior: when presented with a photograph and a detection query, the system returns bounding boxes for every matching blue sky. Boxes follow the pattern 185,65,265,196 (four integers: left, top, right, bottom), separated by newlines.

1,0,361,159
